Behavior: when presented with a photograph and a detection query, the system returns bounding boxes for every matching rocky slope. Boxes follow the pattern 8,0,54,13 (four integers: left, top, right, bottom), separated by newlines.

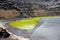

0,0,60,18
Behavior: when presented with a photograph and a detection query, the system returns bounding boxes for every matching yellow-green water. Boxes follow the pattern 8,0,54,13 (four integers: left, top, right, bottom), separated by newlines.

8,16,58,30
8,17,40,30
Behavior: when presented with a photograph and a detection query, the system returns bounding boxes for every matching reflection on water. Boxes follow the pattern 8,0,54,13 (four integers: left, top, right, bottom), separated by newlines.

31,18,60,40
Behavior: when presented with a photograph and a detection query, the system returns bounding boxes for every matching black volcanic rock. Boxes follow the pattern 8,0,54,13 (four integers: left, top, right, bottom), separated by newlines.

0,0,18,10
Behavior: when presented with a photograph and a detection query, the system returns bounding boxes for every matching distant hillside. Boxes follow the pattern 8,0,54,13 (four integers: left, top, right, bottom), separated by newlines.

0,0,60,19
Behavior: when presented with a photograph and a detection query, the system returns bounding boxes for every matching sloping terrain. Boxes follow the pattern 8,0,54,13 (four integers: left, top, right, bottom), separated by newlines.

0,0,60,18
0,9,20,18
